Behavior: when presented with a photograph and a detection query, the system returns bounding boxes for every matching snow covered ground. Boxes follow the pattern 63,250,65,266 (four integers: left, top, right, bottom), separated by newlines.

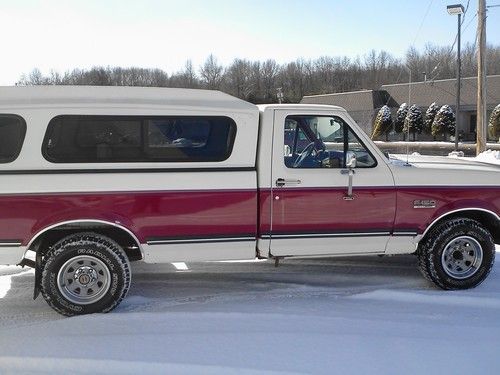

1,250,500,374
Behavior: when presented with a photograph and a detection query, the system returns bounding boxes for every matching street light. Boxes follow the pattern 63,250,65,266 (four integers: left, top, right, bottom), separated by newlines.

447,4,464,14
447,3,464,151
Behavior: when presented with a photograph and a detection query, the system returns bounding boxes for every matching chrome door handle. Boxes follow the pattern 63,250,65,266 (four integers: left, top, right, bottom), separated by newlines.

276,178,301,187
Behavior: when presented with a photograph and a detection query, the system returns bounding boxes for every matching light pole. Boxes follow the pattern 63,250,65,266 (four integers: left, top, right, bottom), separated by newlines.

404,66,411,165
447,4,464,151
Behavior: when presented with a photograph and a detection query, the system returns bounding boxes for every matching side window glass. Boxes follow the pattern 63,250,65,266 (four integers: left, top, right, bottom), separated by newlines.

147,119,210,149
284,119,296,151
0,115,27,163
347,127,376,168
296,127,309,153
43,116,236,163
284,115,376,169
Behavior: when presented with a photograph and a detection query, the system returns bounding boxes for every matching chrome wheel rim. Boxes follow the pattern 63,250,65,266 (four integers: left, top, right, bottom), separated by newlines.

441,236,483,279
57,255,111,305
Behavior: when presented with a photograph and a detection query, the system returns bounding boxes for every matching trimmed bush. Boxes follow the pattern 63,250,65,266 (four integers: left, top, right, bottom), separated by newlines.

371,105,393,140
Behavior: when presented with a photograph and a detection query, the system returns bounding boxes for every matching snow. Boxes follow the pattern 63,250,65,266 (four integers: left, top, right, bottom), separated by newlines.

379,105,391,122
473,149,500,165
404,104,423,133
1,251,500,374
445,149,500,165
395,103,408,120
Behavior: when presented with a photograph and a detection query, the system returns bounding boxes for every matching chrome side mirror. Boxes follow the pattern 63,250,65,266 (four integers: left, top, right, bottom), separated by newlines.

343,152,356,200
346,152,357,169
284,144,291,157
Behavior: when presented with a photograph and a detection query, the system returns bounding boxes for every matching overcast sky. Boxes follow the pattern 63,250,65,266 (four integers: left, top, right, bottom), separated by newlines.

0,0,499,85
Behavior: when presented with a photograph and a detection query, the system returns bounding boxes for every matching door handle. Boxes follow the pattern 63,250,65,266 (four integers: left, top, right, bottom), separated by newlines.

276,178,301,187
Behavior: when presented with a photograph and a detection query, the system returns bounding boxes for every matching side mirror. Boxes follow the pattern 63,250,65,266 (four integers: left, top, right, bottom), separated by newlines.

284,145,291,157
343,152,356,201
346,152,357,169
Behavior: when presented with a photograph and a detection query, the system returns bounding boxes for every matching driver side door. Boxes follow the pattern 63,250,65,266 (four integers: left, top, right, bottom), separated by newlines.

270,109,396,257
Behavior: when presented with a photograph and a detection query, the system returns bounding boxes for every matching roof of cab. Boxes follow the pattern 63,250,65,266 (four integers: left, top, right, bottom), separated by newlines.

257,103,345,112
0,85,258,113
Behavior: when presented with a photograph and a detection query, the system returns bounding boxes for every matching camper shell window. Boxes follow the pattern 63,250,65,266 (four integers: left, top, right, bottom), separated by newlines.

0,115,27,163
42,115,236,163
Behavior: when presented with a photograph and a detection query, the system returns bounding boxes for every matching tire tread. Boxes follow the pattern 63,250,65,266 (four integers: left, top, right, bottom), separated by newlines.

417,218,495,290
40,232,131,316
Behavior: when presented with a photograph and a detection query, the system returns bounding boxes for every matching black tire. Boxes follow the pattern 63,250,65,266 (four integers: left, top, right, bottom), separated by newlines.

41,232,131,316
417,218,495,290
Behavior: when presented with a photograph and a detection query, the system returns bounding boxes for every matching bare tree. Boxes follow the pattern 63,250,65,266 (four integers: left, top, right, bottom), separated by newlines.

182,60,198,88
224,58,254,100
18,68,47,85
261,59,279,102
199,54,224,90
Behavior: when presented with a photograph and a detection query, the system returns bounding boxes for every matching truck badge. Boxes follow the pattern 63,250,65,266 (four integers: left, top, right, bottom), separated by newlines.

413,200,436,209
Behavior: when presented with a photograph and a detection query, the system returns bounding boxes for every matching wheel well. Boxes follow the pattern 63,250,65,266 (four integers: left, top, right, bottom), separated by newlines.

425,210,500,245
28,222,143,261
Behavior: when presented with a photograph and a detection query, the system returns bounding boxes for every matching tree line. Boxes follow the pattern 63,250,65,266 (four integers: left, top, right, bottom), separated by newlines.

18,43,500,104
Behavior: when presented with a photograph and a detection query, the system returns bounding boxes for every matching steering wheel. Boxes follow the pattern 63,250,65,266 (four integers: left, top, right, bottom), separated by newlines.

293,142,316,168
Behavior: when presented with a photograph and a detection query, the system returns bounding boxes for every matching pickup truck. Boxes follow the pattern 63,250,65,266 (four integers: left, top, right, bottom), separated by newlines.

0,85,498,316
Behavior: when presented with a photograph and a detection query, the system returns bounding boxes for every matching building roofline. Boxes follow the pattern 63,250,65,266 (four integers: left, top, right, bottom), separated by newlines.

381,74,500,88
302,89,374,99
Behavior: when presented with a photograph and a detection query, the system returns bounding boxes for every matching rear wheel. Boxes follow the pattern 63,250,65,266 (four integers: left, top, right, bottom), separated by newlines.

41,232,131,316
417,218,495,290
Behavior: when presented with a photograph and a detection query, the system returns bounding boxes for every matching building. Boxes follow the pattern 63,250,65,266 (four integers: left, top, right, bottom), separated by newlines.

301,75,500,140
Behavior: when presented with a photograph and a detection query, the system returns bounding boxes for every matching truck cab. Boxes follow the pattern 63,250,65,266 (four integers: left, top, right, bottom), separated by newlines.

257,104,398,258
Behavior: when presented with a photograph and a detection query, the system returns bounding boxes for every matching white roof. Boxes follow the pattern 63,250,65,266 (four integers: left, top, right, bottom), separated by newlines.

0,85,258,113
258,103,345,112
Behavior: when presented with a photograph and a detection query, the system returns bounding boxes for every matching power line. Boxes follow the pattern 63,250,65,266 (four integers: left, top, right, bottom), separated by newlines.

429,0,471,82
412,0,435,46
385,0,435,106
427,80,463,99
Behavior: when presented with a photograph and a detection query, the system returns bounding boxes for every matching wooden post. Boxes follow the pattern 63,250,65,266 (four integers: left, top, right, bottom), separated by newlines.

476,0,487,155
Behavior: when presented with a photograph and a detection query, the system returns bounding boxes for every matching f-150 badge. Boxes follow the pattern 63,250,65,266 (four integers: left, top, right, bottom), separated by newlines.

413,199,436,208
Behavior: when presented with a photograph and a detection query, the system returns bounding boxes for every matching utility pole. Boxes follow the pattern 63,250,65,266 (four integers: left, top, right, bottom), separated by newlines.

476,0,487,155
455,9,463,151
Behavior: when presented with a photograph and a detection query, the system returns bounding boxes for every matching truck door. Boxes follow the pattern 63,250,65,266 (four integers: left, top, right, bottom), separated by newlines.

270,109,396,257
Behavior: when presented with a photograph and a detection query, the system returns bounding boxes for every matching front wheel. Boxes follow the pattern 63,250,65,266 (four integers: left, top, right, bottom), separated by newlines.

417,218,495,290
41,233,131,316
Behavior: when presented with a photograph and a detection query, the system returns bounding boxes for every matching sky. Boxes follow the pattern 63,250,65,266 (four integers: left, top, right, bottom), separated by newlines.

0,0,499,85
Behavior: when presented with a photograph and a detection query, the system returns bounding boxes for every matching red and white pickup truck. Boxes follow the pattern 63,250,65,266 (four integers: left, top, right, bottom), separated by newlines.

0,86,498,316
